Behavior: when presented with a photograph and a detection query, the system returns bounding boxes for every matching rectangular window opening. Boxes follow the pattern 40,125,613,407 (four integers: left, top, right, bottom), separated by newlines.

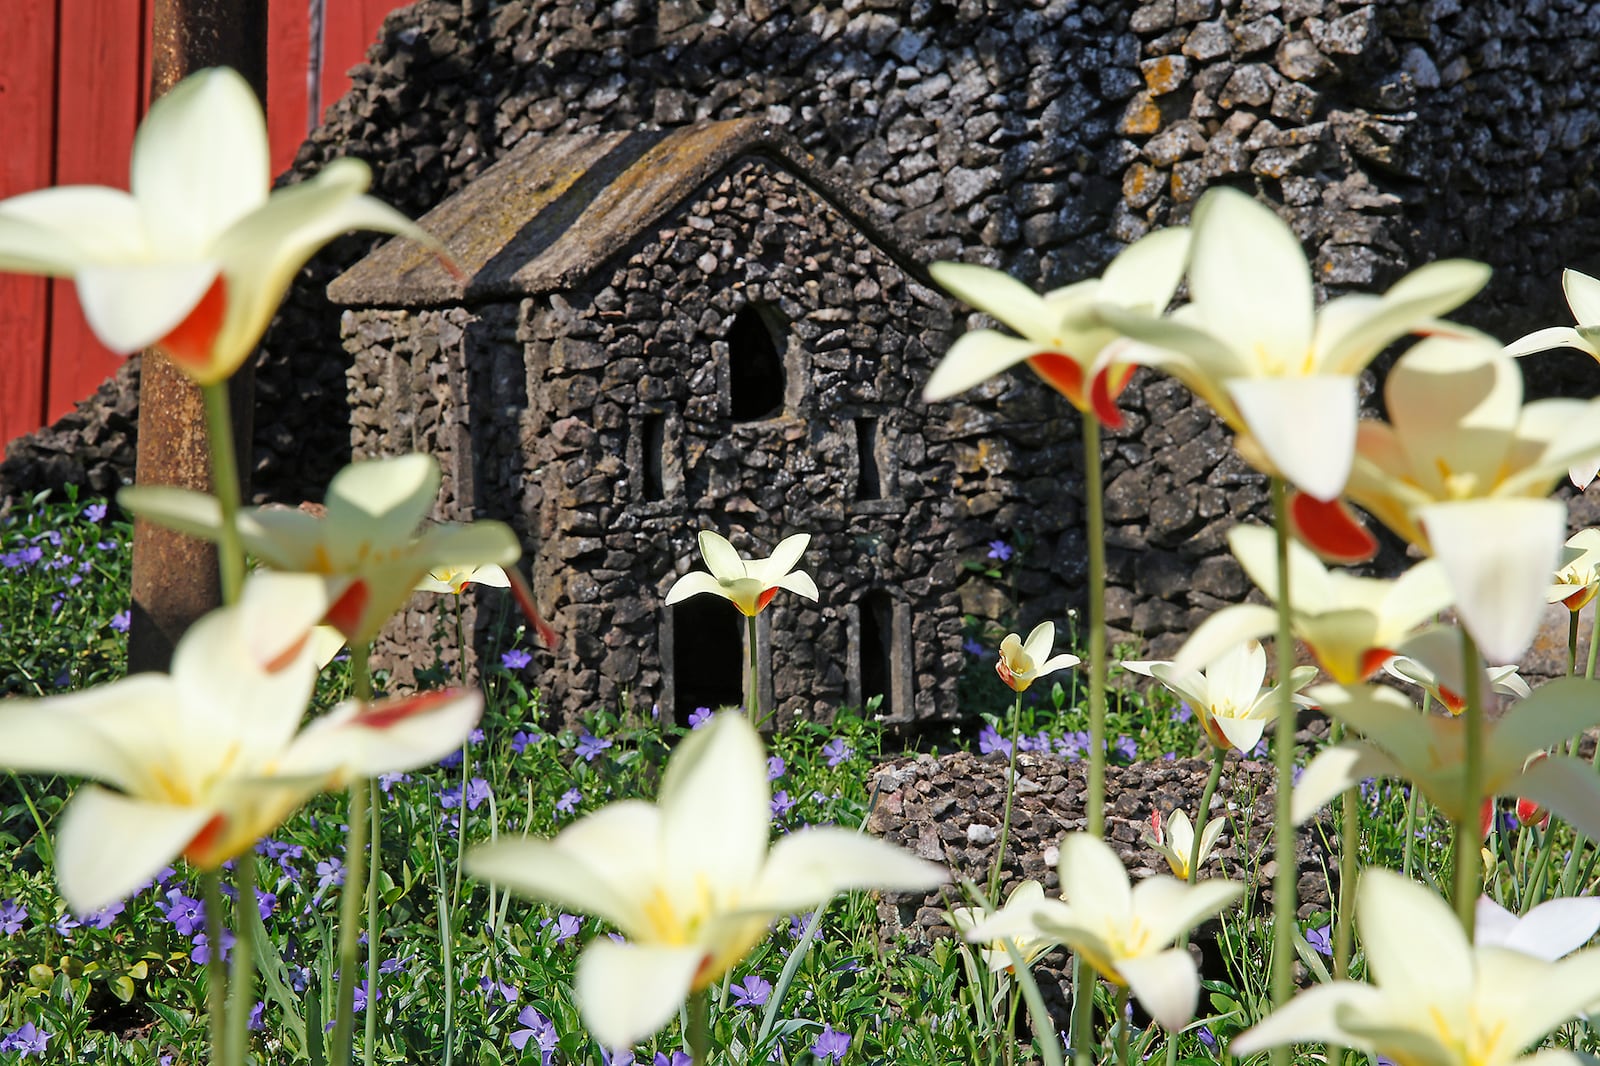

856,417,882,500
643,413,667,502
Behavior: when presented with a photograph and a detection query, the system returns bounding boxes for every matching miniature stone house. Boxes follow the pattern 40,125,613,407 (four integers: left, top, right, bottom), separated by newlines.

329,119,976,728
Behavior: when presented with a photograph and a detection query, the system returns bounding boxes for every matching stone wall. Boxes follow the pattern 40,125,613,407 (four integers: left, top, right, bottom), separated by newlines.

7,0,1600,669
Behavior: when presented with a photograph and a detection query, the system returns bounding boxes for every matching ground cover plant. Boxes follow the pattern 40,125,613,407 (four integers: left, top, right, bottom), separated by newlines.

5,60,1600,1066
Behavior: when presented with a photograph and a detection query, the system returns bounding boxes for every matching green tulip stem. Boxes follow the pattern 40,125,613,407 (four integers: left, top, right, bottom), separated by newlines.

1586,603,1600,681
1569,610,1581,677
1268,478,1297,1066
200,381,246,606
1189,748,1226,885
747,615,763,728
331,777,372,1066
1083,417,1107,838
1455,630,1484,938
1070,958,1094,1066
200,869,228,1064
1336,749,1358,981
1113,985,1131,1066
689,987,712,1065
223,853,259,1066
346,644,382,1066
990,692,1026,905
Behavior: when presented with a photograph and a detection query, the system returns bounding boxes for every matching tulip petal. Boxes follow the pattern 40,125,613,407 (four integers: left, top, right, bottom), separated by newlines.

1504,325,1597,359
418,521,522,571
1494,946,1600,1055
287,689,483,778
1130,876,1242,948
1292,742,1401,824
1387,336,1520,500
1213,717,1268,754
660,714,770,900
1188,188,1314,371
208,160,435,383
576,938,705,1049
1488,896,1600,960
929,261,1059,342
466,801,662,933
762,533,811,578
1097,226,1190,312
1316,259,1491,374
0,186,147,273
1492,677,1600,771
1228,376,1357,501
1514,756,1600,841
1356,869,1472,1001
1021,621,1057,664
75,259,222,353
1170,604,1278,678
1564,268,1600,325
1289,493,1378,564
664,571,725,606
773,570,820,601
326,454,439,537
1229,985,1376,1056
1227,523,1330,610
753,827,946,914
117,486,223,538
55,786,213,915
0,681,172,791
1418,498,1565,663
1117,949,1200,1032
697,530,748,582
1056,833,1130,914
131,68,267,254
923,330,1041,400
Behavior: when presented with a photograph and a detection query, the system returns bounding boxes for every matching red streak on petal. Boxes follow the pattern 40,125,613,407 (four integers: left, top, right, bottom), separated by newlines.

1479,797,1495,840
1516,796,1549,829
1291,493,1378,564
436,250,468,283
1027,353,1086,408
1359,647,1395,682
995,659,1020,692
690,952,717,989
1088,365,1128,429
156,275,228,373
183,813,228,865
324,580,370,639
357,688,462,729
1436,684,1466,716
756,587,779,613
1148,809,1163,840
263,631,312,673
508,569,559,649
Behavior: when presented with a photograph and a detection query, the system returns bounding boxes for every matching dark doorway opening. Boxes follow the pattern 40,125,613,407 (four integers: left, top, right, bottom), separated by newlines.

671,596,744,726
728,303,785,421
859,589,895,711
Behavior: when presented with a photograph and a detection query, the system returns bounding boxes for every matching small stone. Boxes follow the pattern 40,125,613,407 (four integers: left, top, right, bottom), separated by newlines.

1308,8,1377,56
1276,35,1336,81
1271,81,1320,124
1140,54,1191,96
1233,15,1285,54
1401,46,1441,90
1144,120,1206,166
1122,161,1165,209
1118,92,1164,135
1183,20,1230,61
1129,0,1176,33
967,823,997,845
1218,64,1276,108
1175,0,1217,21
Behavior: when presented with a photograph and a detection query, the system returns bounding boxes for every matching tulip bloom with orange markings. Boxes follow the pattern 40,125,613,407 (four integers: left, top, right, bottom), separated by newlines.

0,574,482,914
925,227,1191,427
0,67,441,384
996,621,1080,693
664,530,818,618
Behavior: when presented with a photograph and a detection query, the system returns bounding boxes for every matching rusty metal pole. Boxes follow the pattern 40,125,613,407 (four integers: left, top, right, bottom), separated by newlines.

127,0,267,671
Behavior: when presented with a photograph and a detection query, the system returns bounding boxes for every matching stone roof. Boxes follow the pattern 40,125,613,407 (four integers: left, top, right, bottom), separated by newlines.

328,118,925,307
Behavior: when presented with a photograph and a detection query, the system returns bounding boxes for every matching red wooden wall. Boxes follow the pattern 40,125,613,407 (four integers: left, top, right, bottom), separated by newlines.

0,0,405,448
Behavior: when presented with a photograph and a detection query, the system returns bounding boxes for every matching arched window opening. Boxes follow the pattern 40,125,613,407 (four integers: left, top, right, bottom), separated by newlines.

858,589,895,712
670,596,743,727
728,303,786,421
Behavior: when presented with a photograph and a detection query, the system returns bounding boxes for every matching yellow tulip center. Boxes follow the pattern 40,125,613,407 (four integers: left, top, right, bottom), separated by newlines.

1408,1003,1505,1066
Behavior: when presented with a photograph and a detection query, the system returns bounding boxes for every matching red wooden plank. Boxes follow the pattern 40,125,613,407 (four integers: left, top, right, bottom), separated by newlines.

0,0,59,446
268,0,311,174
318,0,396,124
45,0,146,423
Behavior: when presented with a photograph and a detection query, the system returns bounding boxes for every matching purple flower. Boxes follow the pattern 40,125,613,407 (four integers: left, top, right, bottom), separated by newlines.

789,911,815,938
248,1001,265,1031
556,787,582,815
80,899,124,930
0,1022,51,1057
771,790,796,819
510,1007,558,1062
1055,731,1090,761
600,1049,635,1066
316,858,344,895
352,980,380,1013
822,737,853,766
378,771,410,793
191,928,235,965
511,730,542,754
986,540,1014,562
1171,703,1193,724
654,1053,693,1066
464,777,492,810
811,1024,851,1063
1113,735,1137,762
110,609,131,632
767,754,785,780
439,748,465,770
688,706,713,729
1250,738,1270,760
82,502,108,523
575,730,612,762
1197,1026,1217,1050
552,913,582,945
256,892,278,921
0,899,28,935
502,648,532,670
479,976,516,1001
732,975,773,1007
1307,924,1332,957
962,637,986,656
53,913,80,936
977,724,1011,757
158,889,206,936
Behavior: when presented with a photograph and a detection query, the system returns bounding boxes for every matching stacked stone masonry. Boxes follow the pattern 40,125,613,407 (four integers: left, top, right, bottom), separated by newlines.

8,0,1600,684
